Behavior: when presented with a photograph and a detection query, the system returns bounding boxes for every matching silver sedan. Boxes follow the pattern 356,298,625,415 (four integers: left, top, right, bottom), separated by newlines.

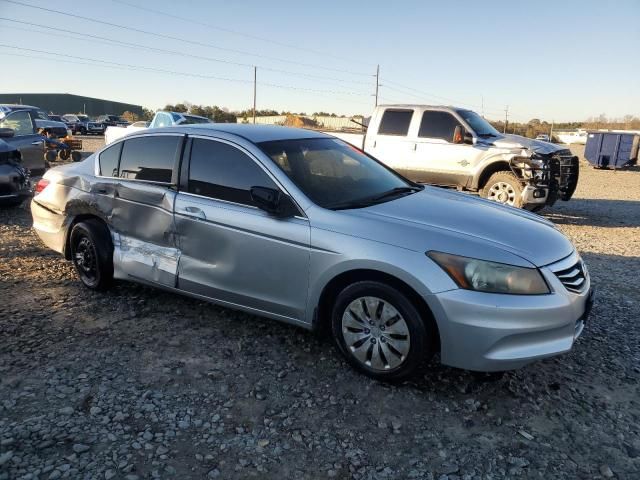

31,124,594,380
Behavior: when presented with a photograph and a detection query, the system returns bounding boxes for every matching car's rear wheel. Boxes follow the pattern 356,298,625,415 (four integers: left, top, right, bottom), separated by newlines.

331,281,434,381
69,219,114,290
481,171,523,208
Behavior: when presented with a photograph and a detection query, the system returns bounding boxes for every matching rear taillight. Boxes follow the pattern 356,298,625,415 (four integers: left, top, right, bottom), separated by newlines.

34,178,50,194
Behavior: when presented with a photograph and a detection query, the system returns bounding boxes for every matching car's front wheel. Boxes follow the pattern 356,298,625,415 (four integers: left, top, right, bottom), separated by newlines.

69,219,114,290
331,281,434,381
481,171,523,208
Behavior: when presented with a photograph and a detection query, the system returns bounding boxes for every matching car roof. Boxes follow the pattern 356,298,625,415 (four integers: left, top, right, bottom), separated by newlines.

0,104,39,110
153,124,331,143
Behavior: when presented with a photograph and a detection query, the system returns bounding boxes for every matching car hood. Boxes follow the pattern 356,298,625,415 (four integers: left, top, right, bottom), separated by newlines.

480,133,564,155
325,188,574,267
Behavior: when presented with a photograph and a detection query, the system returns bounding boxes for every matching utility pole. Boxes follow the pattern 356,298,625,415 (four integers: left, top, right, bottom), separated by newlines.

374,64,380,107
503,105,509,134
252,66,257,124
550,120,554,140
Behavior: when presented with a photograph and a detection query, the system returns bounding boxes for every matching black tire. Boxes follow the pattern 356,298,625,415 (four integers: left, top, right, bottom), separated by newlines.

480,171,523,208
71,151,82,162
331,281,434,381
58,149,70,161
69,219,114,290
80,127,87,135
44,150,57,164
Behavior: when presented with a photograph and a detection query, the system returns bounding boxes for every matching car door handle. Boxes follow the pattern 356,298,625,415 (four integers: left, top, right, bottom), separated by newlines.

183,206,206,219
32,140,43,145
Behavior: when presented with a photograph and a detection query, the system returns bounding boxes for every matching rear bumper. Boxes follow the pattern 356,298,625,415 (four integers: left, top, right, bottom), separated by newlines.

31,199,67,254
426,259,593,372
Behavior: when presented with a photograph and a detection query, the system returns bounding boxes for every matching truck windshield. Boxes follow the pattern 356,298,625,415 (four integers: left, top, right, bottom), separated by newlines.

456,109,500,137
181,115,212,124
259,137,420,210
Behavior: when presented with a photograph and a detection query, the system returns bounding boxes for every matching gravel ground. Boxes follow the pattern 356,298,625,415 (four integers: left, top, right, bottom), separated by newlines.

1,144,639,480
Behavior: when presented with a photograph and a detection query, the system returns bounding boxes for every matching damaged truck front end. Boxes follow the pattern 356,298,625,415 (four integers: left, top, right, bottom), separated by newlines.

509,149,579,210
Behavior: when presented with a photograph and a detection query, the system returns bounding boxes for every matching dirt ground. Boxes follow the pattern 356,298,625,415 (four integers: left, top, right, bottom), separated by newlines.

0,145,639,479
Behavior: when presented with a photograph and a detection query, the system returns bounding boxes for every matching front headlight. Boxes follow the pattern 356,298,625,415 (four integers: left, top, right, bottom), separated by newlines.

427,251,550,295
67,129,72,137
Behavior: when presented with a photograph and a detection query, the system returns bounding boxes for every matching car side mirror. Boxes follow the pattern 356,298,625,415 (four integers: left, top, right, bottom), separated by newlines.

453,125,474,145
0,128,15,138
250,186,298,218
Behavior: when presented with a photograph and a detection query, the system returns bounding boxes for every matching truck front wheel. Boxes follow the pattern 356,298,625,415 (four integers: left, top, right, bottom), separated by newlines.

480,171,523,208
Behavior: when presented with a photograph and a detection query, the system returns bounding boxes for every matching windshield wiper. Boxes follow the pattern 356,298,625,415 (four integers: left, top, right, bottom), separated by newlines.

478,133,497,138
326,186,422,211
369,186,422,202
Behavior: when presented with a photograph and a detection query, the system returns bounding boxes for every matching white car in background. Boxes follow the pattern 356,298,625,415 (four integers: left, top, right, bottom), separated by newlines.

104,111,212,144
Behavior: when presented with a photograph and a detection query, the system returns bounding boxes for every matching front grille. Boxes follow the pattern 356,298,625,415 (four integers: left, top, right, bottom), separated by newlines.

554,260,587,293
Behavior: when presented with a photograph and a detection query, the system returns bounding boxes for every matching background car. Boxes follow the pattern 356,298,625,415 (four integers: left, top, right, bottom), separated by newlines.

62,114,105,135
0,105,54,176
0,132,31,206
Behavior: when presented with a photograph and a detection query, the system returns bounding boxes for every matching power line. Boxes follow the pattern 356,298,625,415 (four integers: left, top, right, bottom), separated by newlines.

0,0,371,77
110,0,374,68
0,18,373,88
0,45,373,106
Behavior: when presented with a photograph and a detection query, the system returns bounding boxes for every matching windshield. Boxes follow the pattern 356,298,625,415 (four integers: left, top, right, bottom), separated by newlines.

34,110,50,120
181,115,212,124
456,109,500,137
77,115,89,122
259,137,418,210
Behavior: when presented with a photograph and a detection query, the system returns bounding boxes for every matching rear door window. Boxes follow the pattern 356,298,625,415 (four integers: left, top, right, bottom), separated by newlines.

418,111,462,142
119,135,180,183
99,142,122,177
187,138,277,206
378,109,413,136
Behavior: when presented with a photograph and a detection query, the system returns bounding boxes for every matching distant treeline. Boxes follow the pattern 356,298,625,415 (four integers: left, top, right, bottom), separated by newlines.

121,104,640,139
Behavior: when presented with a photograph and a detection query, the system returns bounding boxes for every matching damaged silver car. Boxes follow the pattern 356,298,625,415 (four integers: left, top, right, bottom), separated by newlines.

32,125,594,380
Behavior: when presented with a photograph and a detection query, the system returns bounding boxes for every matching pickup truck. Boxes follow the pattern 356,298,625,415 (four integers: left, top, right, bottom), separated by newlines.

104,111,212,144
329,105,579,210
0,104,71,176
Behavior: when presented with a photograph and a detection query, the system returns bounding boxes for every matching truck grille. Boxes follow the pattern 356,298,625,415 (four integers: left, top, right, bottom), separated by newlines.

554,260,587,293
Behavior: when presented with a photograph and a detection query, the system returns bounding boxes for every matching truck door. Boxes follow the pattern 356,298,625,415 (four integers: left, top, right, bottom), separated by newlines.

407,110,481,186
364,108,414,176
0,110,45,175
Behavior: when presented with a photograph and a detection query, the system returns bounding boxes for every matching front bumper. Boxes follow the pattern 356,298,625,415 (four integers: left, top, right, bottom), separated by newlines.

426,252,593,371
512,153,580,208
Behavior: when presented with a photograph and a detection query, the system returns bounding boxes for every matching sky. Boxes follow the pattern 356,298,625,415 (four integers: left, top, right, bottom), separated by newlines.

0,0,638,122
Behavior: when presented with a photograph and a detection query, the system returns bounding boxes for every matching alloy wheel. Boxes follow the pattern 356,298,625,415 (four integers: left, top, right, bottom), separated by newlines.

74,236,98,282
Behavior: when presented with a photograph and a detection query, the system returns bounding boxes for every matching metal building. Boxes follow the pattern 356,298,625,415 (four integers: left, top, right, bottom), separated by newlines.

0,93,143,117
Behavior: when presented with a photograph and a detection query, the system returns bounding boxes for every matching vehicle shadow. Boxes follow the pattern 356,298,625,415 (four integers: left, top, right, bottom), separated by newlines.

544,199,640,227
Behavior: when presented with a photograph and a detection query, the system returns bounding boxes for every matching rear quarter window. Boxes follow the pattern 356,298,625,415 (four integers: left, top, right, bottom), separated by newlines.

98,142,122,177
378,109,413,136
119,136,180,183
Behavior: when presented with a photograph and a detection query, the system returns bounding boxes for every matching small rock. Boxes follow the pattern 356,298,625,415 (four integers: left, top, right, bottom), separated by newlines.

105,469,116,480
207,468,220,478
58,407,74,416
257,439,269,448
72,444,90,454
599,465,614,478
518,430,535,441
90,406,102,416
0,451,13,466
